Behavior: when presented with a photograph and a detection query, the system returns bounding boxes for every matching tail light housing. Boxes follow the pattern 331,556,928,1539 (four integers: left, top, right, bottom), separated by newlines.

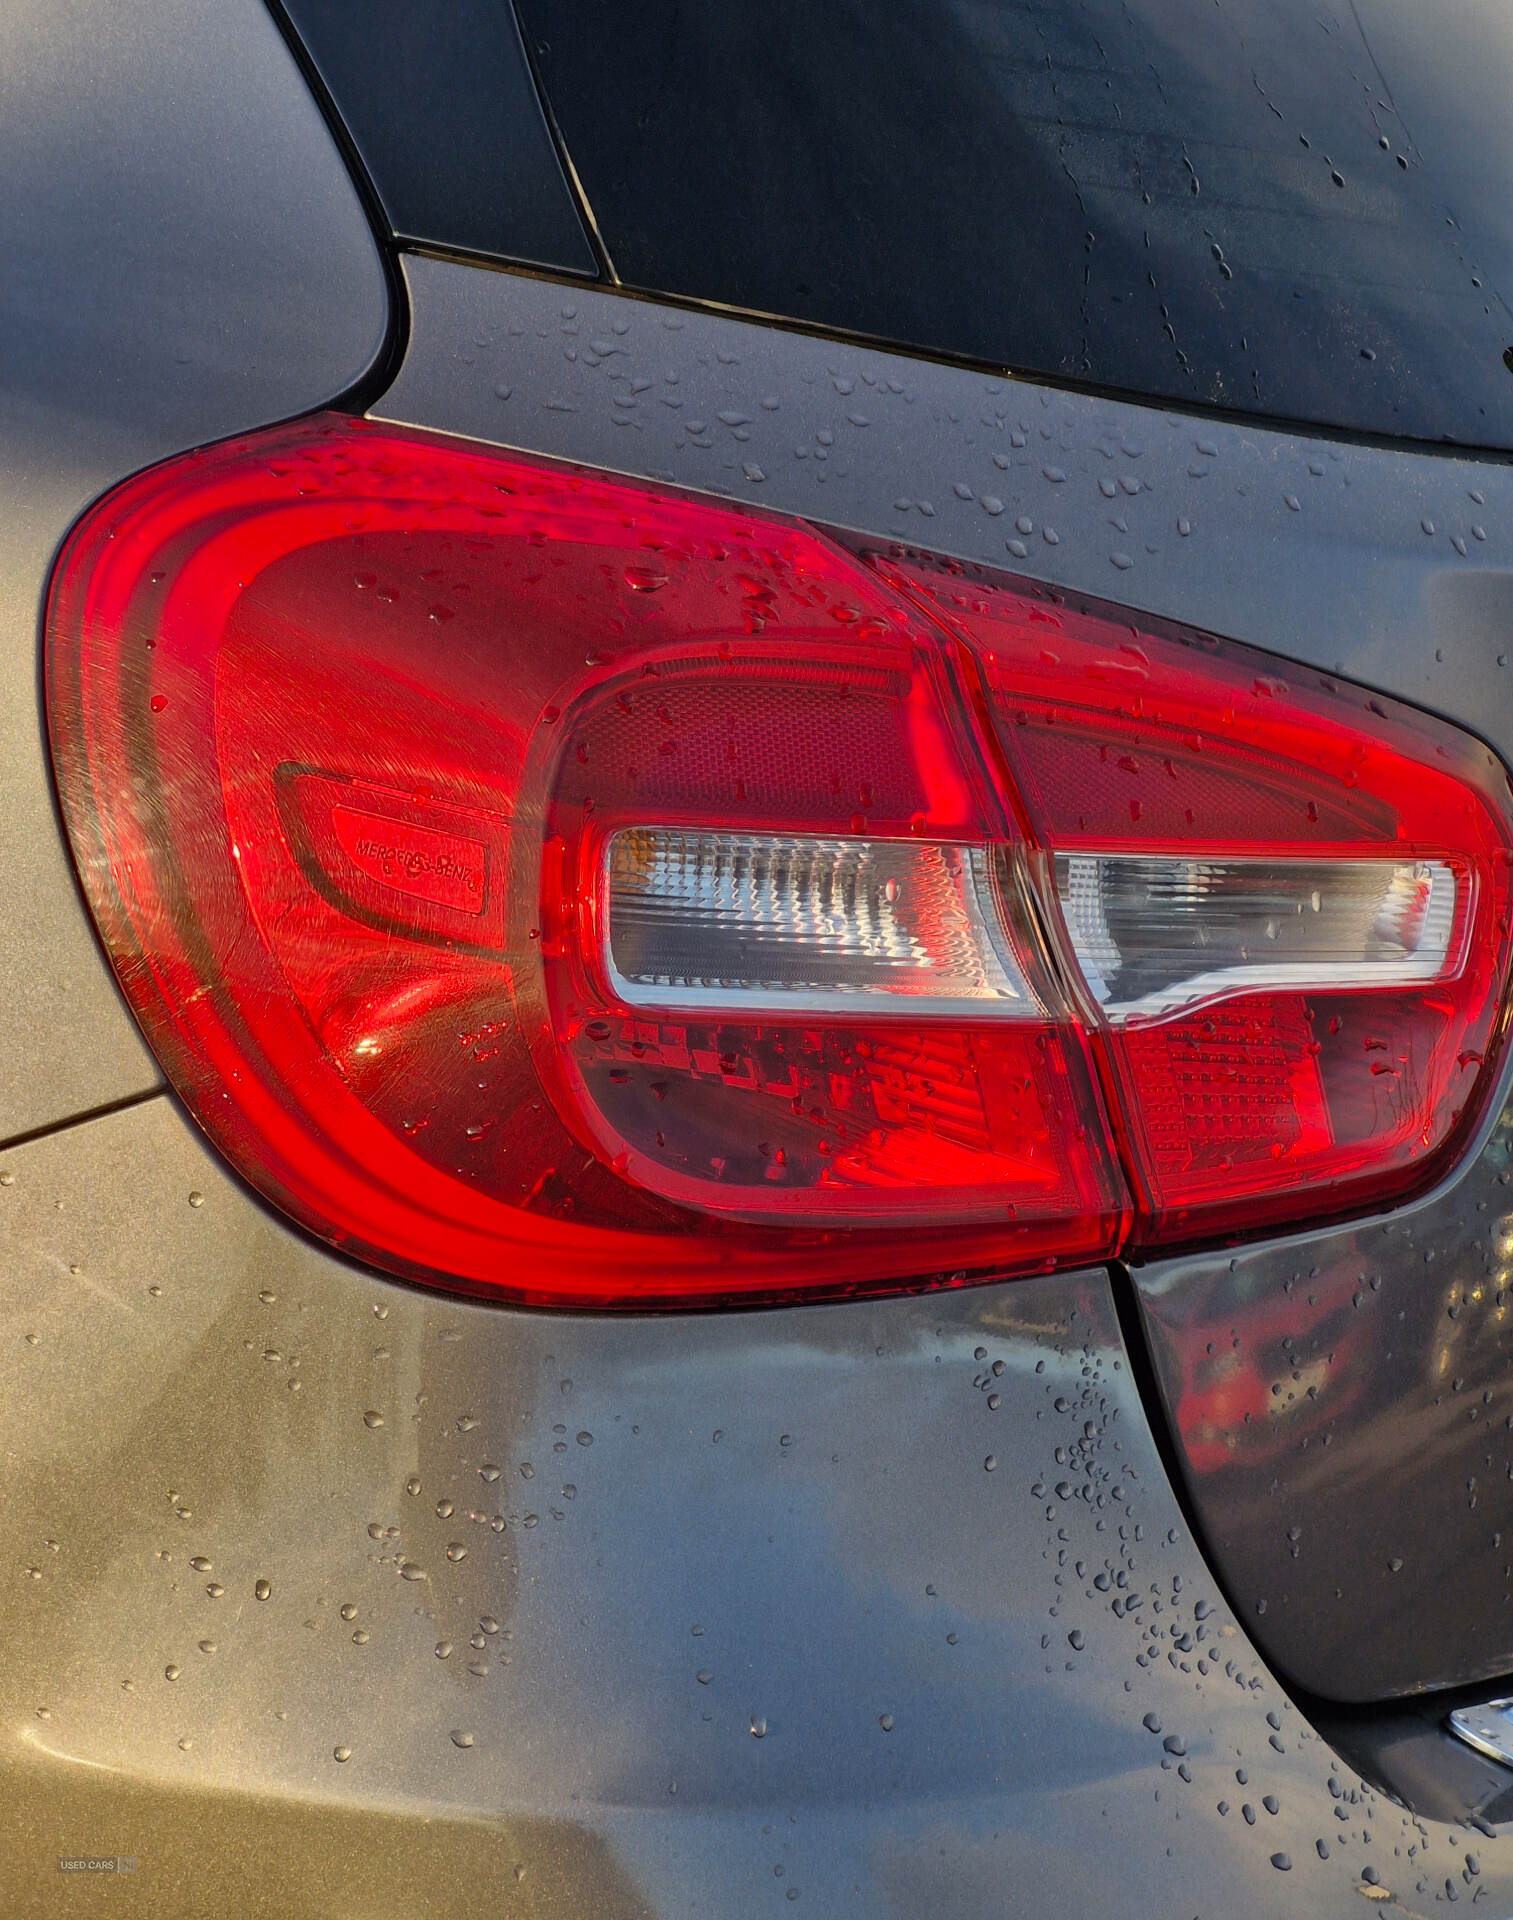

44,416,1513,1306
888,552,1513,1246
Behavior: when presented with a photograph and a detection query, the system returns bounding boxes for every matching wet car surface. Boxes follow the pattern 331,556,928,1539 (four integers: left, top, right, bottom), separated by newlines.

9,1,1513,1914
5,1098,1508,1915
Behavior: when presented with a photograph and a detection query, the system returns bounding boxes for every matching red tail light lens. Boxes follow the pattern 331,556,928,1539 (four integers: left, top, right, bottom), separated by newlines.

44,416,1513,1305
882,550,1513,1244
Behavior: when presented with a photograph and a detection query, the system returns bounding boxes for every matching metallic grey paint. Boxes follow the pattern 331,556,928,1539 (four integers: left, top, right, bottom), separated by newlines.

2,1093,1503,1915
1132,1067,1513,1704
0,0,388,1142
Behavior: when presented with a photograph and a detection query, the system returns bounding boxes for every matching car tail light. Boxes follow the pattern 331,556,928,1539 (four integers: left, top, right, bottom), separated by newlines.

44,416,1513,1306
880,549,1513,1244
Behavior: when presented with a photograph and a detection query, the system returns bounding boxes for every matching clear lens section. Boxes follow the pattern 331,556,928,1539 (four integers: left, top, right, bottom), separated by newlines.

605,828,1041,1015
1057,854,1460,1020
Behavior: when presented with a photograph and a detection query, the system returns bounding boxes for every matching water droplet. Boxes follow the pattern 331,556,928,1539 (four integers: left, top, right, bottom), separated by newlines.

187,1191,204,1208
333,1744,352,1763
164,1664,180,1681
363,1410,385,1430
450,1728,475,1749
749,1714,767,1738
254,1577,272,1601
878,1713,895,1731
984,1454,997,1471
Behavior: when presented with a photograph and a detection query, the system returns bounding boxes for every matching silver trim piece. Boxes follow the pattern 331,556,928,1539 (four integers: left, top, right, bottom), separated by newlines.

1450,1700,1513,1769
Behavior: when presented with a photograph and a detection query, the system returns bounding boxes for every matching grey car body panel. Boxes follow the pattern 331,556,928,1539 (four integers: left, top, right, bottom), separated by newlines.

4,1090,1509,1916
1131,1060,1513,1706
373,257,1513,1701
0,0,388,1143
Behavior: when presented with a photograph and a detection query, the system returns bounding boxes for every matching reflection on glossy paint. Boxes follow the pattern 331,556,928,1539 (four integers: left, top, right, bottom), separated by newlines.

1137,1091,1513,1700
